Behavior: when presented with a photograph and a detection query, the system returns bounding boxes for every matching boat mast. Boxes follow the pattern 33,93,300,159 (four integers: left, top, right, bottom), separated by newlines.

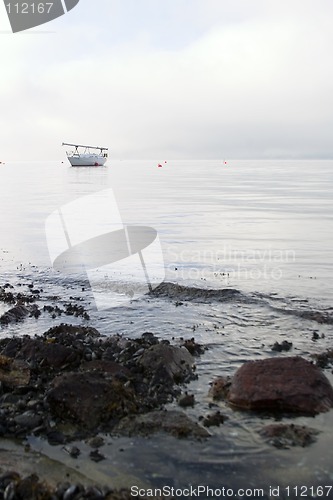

62,142,108,151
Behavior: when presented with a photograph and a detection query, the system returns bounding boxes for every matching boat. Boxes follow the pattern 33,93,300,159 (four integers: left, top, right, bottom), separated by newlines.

62,142,108,166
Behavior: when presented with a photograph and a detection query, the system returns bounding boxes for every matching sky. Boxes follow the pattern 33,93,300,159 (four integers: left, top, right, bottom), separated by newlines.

1,0,333,160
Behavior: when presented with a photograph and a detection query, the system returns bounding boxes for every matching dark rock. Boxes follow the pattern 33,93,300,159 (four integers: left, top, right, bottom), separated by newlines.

312,349,333,369
151,282,242,302
16,339,80,370
208,376,232,400
80,359,131,380
271,340,293,352
0,304,29,325
115,410,210,439
14,411,42,430
47,371,137,429
89,449,105,462
0,355,30,388
44,323,100,339
139,343,194,384
227,356,333,415
201,411,226,427
46,430,67,445
181,338,205,356
63,445,81,458
259,423,320,448
87,436,105,448
178,393,195,407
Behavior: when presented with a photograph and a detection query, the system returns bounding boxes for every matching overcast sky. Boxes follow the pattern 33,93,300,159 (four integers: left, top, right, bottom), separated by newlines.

1,0,333,160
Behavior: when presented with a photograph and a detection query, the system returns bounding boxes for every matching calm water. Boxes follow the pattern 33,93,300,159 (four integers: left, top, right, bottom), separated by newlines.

0,159,333,496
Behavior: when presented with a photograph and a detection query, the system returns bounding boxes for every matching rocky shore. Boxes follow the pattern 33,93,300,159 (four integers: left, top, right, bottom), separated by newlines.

1,282,333,498
0,314,206,499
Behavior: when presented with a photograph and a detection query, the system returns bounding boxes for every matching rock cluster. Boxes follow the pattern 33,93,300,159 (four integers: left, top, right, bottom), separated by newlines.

0,324,201,443
0,472,162,500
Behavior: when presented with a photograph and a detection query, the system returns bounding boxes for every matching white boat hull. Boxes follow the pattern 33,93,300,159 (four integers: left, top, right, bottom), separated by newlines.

67,154,107,167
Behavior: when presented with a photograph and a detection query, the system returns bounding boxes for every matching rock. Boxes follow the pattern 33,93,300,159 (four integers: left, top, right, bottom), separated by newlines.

44,323,100,339
115,410,210,439
151,282,242,302
63,445,81,458
259,423,320,448
89,449,105,462
178,393,195,407
46,430,67,445
0,355,30,388
80,359,131,380
208,376,232,400
139,343,194,384
16,339,80,370
227,356,333,415
181,338,205,356
312,349,333,369
47,371,137,429
87,436,105,448
271,340,292,352
201,411,226,427
0,304,29,325
14,411,42,430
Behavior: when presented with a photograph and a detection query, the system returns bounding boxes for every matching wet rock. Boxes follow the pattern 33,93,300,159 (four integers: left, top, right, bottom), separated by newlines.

181,337,205,356
16,339,80,370
0,355,30,388
227,356,333,415
46,430,67,445
87,436,105,448
115,410,210,439
0,304,29,325
139,343,194,384
47,371,137,429
178,393,195,407
63,445,81,458
151,282,242,302
201,410,226,427
271,340,293,352
259,423,320,448
89,449,105,462
44,323,101,339
208,376,232,400
0,471,157,500
14,411,42,430
80,359,131,380
312,349,333,369
0,328,201,444
298,310,333,325
0,286,16,304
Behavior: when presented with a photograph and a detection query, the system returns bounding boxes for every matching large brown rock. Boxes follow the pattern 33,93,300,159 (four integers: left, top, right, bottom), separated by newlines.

227,356,333,415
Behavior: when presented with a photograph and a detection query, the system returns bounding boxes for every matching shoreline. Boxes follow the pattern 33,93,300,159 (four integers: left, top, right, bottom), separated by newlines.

1,280,333,498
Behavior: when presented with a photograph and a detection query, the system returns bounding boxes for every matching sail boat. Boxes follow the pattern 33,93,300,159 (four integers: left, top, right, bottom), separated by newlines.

62,142,108,167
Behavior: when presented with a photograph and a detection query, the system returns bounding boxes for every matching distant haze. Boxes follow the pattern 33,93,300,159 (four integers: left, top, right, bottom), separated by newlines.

1,0,333,160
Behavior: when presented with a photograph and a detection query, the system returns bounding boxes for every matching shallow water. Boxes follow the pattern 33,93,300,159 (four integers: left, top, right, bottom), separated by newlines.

0,159,333,496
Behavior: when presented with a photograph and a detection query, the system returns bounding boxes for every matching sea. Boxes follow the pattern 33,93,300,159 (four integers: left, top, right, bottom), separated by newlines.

0,159,333,498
